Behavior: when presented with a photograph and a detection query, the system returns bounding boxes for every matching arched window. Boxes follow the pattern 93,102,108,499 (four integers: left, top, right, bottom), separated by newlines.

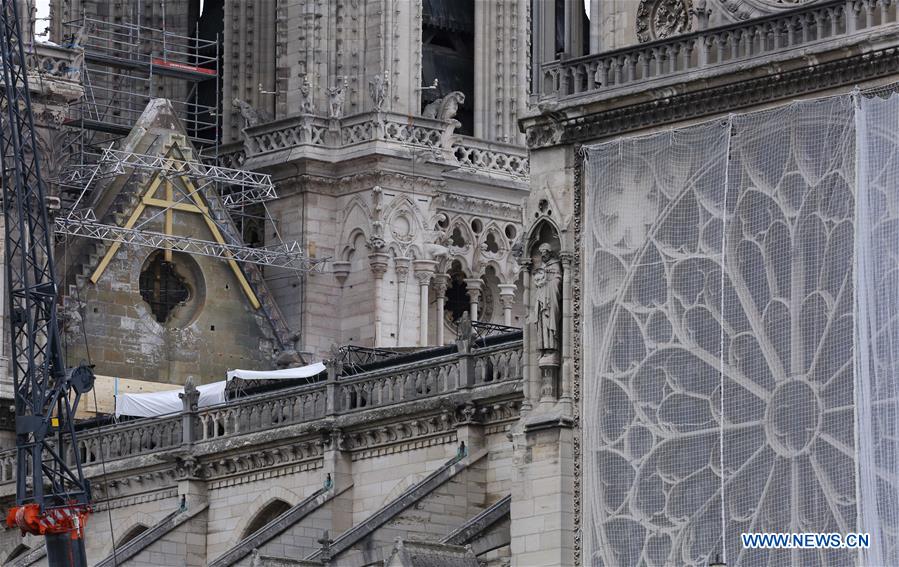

242,499,292,539
118,523,150,547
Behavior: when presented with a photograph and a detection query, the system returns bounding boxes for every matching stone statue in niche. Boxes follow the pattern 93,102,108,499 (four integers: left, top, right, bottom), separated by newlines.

327,77,348,119
532,243,562,355
368,71,389,112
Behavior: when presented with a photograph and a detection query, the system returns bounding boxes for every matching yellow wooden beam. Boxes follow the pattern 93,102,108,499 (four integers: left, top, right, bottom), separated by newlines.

89,147,262,312
141,197,204,214
88,174,165,284
178,175,261,310
164,180,173,262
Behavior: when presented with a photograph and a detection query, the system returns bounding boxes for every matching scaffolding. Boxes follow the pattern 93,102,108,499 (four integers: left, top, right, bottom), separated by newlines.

63,16,219,140
52,7,326,275
52,14,220,210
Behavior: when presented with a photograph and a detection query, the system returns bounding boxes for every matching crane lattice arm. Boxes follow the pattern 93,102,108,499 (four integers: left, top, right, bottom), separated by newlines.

0,1,94,565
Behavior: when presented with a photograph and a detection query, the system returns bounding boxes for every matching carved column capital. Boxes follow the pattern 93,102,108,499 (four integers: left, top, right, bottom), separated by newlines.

498,283,517,307
394,256,412,281
464,278,484,301
413,259,437,284
368,252,389,277
432,273,450,297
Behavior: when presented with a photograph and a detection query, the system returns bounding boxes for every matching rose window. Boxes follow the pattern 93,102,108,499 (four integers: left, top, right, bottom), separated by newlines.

583,95,899,566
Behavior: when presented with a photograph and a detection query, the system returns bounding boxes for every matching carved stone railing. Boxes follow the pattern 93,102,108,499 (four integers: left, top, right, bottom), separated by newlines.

452,136,530,178
66,414,183,468
0,450,14,483
335,355,460,412
24,42,83,102
540,0,899,101
241,112,529,180
0,339,522,487
197,383,327,441
26,42,82,82
473,342,523,385
0,412,182,483
203,141,247,170
336,340,523,411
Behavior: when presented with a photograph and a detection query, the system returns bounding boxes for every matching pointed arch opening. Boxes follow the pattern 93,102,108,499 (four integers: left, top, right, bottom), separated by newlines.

242,499,292,539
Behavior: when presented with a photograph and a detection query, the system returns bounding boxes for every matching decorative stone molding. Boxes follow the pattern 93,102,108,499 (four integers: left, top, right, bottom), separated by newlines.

529,45,899,148
437,193,522,223
571,147,584,566
636,0,692,43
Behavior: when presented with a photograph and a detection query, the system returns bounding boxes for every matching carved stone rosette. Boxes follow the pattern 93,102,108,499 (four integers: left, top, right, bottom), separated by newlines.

636,0,692,43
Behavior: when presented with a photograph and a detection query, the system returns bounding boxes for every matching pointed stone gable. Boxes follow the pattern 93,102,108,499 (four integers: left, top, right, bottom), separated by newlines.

59,99,286,384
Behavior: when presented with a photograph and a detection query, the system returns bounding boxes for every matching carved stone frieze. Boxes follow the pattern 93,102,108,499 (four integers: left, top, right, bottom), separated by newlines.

437,193,522,223
203,439,323,481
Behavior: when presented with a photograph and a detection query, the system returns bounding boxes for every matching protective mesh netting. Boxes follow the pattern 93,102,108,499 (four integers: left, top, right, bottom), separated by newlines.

583,92,899,566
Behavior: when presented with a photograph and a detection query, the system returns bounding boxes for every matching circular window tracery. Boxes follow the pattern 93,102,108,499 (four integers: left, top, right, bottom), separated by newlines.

138,250,206,328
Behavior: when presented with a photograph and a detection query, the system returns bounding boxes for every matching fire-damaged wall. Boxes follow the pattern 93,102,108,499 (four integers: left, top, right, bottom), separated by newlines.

58,99,277,385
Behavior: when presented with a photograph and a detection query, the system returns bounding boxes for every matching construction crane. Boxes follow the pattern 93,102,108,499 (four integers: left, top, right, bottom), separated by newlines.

0,1,95,566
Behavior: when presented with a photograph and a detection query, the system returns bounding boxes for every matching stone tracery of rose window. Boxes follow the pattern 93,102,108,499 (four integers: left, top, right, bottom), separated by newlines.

582,97,876,566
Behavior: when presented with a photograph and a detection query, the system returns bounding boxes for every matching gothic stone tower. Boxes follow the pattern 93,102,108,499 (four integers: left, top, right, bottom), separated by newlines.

223,0,533,357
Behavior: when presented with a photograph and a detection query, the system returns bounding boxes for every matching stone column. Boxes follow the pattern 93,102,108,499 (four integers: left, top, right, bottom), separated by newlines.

589,0,602,53
498,283,517,326
432,274,449,346
368,252,389,347
394,257,411,346
532,0,557,98
559,253,573,414
465,278,483,322
564,0,584,56
519,261,533,413
413,260,436,346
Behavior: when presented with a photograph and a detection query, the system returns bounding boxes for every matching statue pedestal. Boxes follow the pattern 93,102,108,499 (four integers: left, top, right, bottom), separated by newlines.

538,351,560,406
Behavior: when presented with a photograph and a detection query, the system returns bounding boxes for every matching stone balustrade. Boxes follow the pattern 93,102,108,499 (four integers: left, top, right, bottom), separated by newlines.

540,0,899,101
26,42,82,82
198,383,327,441
0,339,522,486
68,415,183,467
240,112,529,180
452,136,529,178
23,42,84,104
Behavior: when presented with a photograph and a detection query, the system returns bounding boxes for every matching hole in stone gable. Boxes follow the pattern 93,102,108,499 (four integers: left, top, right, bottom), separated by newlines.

505,224,517,240
138,250,206,328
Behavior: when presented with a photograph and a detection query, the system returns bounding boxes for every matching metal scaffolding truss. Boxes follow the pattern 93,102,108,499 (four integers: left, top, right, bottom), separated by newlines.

56,210,326,272
98,148,277,207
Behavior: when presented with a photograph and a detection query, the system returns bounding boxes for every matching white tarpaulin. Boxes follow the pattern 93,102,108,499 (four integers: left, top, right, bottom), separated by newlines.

114,381,227,418
226,362,326,382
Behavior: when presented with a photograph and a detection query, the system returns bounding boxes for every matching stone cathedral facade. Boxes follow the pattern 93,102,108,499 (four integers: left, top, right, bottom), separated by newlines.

3,0,899,566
